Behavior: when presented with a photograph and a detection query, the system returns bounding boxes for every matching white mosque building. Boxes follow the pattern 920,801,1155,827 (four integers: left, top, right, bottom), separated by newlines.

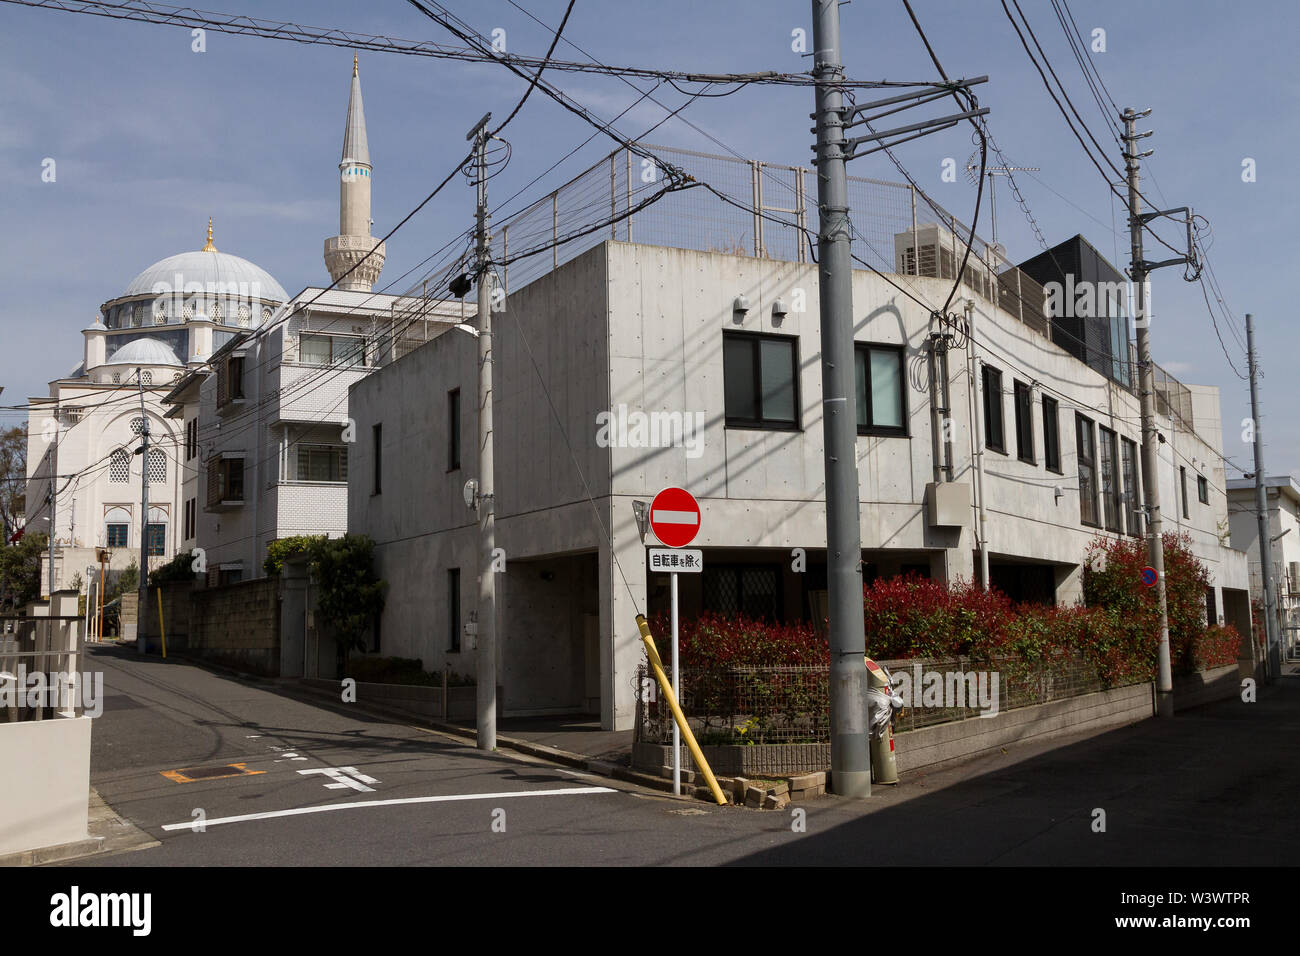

25,219,289,594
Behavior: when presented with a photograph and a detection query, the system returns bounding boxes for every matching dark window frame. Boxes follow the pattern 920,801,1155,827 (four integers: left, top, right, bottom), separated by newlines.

106,523,129,548
722,330,801,431
1180,466,1189,519
1121,437,1141,537
853,342,909,437
1197,474,1209,505
447,388,461,472
372,423,382,495
1076,413,1099,528
1098,426,1121,532
1013,380,1034,464
982,364,1006,454
448,568,461,653
1042,395,1061,473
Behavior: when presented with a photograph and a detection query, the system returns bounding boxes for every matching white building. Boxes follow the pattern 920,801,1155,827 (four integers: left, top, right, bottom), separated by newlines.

26,220,288,593
347,232,1252,732
1227,475,1300,656
163,57,464,583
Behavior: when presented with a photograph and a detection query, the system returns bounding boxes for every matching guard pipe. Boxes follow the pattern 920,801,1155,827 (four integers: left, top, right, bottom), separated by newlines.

636,615,727,806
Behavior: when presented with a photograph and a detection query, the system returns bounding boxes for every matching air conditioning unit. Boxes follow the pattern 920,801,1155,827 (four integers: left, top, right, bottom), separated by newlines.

1288,561,1300,595
894,222,996,301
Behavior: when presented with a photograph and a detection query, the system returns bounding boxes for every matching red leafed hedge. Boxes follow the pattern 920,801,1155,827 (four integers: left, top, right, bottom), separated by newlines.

649,532,1242,686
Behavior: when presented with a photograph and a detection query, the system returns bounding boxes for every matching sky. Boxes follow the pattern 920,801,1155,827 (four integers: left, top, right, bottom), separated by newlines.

1,0,1296,485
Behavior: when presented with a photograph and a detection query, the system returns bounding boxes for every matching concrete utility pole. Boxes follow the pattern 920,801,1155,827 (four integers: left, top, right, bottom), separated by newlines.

810,0,870,798
1122,108,1174,716
1245,312,1279,680
136,369,149,655
469,113,498,751
47,411,57,599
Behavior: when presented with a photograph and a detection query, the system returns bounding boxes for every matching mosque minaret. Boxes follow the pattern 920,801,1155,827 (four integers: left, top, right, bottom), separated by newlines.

323,55,385,293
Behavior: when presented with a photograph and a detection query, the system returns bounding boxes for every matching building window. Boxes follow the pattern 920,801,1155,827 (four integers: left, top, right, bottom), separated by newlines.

701,564,782,621
186,419,197,461
228,355,245,400
300,333,365,367
1077,414,1099,527
182,497,195,541
146,523,166,557
853,343,907,436
723,331,799,429
982,364,1005,453
1121,437,1141,537
295,445,348,482
448,568,461,653
109,448,130,483
208,458,245,506
147,447,166,484
106,523,128,547
1180,466,1189,519
1013,380,1034,463
448,388,461,471
1098,427,1121,532
1042,396,1061,473
372,423,382,494
1198,474,1209,505
130,417,146,436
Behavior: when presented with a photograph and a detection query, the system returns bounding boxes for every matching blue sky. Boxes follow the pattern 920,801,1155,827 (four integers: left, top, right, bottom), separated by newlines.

1,0,1295,482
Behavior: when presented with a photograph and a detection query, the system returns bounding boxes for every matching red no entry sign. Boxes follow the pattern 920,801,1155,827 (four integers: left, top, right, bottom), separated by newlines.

649,487,700,548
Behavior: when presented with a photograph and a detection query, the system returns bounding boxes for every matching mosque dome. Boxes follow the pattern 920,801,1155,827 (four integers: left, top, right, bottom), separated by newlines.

102,337,184,367
121,219,288,303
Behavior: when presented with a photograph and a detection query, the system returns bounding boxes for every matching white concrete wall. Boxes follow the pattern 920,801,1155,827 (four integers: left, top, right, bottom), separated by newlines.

348,240,1250,730
0,716,91,856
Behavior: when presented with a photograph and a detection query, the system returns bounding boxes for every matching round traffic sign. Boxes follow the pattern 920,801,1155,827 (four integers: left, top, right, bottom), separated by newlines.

649,487,701,548
1140,566,1158,588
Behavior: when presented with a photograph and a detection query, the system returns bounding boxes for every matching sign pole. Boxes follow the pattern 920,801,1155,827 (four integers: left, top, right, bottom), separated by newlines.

671,569,680,796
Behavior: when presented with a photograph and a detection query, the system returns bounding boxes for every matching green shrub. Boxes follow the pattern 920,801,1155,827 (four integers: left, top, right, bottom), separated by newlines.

264,535,327,576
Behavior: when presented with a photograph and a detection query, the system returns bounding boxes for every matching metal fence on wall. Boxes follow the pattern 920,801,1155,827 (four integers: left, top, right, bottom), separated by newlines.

0,616,86,722
495,142,1040,328
635,653,1116,746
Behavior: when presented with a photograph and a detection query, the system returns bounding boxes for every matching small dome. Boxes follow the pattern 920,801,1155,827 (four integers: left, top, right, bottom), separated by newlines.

122,249,288,303
104,337,184,367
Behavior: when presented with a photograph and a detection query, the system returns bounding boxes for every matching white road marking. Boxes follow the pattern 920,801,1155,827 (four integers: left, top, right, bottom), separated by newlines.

160,786,616,831
299,766,379,792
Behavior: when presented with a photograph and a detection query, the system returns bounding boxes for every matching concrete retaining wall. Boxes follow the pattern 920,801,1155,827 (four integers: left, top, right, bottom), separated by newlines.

0,715,92,856
177,579,281,675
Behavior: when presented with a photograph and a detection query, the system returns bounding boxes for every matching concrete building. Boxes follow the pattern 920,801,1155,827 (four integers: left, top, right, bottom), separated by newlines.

1227,475,1300,656
25,220,288,593
162,57,464,583
347,231,1252,732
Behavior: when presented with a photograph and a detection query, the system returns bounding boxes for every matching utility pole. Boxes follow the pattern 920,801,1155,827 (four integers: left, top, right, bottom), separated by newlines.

1245,312,1279,680
468,112,497,751
136,370,149,655
46,411,57,600
810,0,870,798
1122,108,1173,716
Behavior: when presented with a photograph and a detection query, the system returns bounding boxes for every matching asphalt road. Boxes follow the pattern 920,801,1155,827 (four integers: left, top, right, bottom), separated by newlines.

69,645,1300,867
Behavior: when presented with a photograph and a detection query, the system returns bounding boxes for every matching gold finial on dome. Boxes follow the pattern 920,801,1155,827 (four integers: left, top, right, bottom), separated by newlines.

353,52,358,77
202,217,217,252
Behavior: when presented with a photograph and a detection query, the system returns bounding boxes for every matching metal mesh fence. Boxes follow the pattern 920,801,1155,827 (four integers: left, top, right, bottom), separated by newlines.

635,652,1119,745
494,143,1048,335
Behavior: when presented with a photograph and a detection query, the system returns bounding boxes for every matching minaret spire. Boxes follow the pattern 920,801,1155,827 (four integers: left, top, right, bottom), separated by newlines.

202,217,217,252
324,56,384,292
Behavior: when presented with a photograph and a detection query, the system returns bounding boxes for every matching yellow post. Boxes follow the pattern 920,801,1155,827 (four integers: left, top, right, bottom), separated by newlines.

156,586,167,659
636,615,727,806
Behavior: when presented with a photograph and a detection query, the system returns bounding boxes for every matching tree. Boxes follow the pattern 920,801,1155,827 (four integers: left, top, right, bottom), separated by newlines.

307,535,387,676
0,424,27,545
0,531,47,611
